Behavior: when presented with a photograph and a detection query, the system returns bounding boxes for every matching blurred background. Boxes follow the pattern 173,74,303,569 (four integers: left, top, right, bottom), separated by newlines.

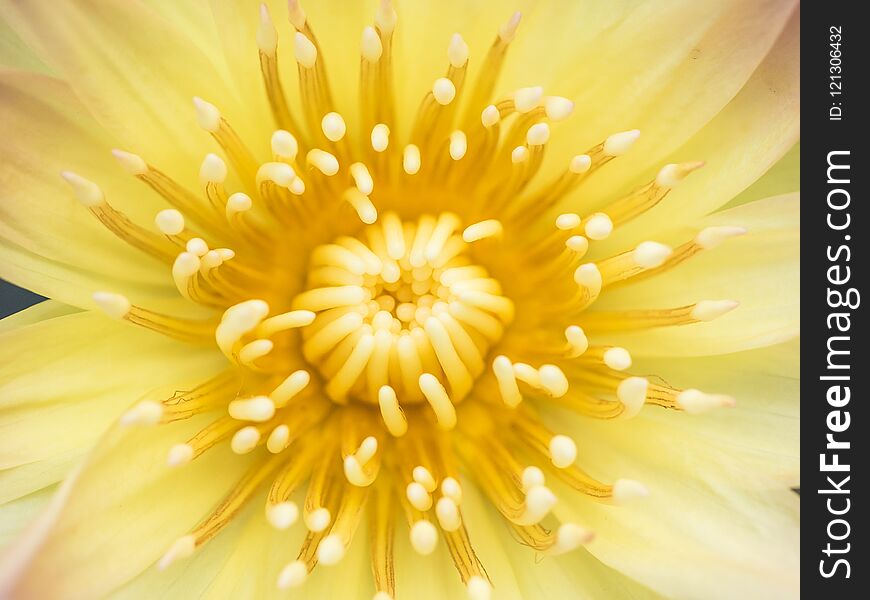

0,279,43,318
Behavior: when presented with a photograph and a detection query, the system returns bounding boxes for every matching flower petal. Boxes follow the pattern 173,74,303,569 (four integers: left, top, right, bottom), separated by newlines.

0,69,182,308
592,8,799,247
0,418,254,598
0,0,251,175
592,193,799,357
0,309,223,505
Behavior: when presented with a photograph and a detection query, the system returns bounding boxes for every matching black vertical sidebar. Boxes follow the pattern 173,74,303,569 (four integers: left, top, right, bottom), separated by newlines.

803,2,867,597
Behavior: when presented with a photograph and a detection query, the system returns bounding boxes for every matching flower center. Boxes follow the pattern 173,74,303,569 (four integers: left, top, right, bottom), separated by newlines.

296,212,511,407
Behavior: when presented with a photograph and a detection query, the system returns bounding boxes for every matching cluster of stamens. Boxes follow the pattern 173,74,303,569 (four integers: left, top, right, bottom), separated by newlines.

58,1,747,598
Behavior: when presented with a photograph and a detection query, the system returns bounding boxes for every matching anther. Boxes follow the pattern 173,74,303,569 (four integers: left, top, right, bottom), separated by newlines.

448,33,469,68
155,209,185,236
603,129,640,156
676,389,737,414
433,78,457,105
61,171,104,207
92,291,131,319
403,145,421,174
192,97,221,133
321,112,347,142
410,520,438,555
361,26,383,62
294,32,317,68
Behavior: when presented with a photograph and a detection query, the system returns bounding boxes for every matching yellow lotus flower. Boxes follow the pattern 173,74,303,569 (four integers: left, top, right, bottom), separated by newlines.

0,0,799,598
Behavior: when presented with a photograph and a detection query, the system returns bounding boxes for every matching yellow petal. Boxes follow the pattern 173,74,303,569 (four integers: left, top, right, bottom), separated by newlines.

0,70,177,308
593,9,799,247
593,194,799,356
0,420,254,598
0,309,222,504
0,0,248,179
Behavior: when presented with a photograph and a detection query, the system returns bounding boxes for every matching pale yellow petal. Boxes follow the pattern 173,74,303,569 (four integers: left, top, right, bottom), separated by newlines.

0,421,255,599
0,310,223,504
0,70,179,308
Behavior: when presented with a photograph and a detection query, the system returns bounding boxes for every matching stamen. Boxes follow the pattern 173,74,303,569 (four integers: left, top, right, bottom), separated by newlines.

410,519,439,555
378,386,408,436
676,389,737,414
419,373,457,429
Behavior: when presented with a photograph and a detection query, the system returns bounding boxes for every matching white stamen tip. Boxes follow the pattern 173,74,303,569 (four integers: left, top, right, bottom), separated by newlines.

467,576,492,600
361,26,383,62
556,213,581,230
287,0,307,29
371,123,390,152
633,241,673,268
92,291,131,319
603,129,640,156
61,171,104,207
305,507,331,532
515,485,557,525
155,209,185,235
226,192,253,216
228,395,276,422
266,501,299,530
186,237,208,257
441,477,463,503
406,481,433,511
271,130,299,160
617,377,648,418
317,534,346,565
603,347,632,371
410,520,438,555
449,130,468,160
120,400,162,427
375,0,398,33
277,560,308,589
612,479,650,504
200,153,227,183
373,593,393,600
294,32,317,68
433,77,456,105
436,497,462,532
565,325,588,356
526,122,550,146
566,235,589,254
307,149,340,176
403,145,421,175
691,299,739,321
266,424,291,453
584,213,613,240
539,364,569,398
448,33,469,68
462,220,502,243
419,372,457,429
321,112,347,142
230,426,261,454
514,86,543,113
498,11,522,42
656,161,705,187
521,466,545,492
111,149,148,175
549,435,577,468
192,97,221,132
544,96,575,121
695,226,747,249
481,105,500,128
549,523,594,555
256,4,277,53
167,443,194,467
676,389,737,414
413,466,437,491
574,263,602,290
569,154,592,174
157,535,195,571
511,146,529,164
